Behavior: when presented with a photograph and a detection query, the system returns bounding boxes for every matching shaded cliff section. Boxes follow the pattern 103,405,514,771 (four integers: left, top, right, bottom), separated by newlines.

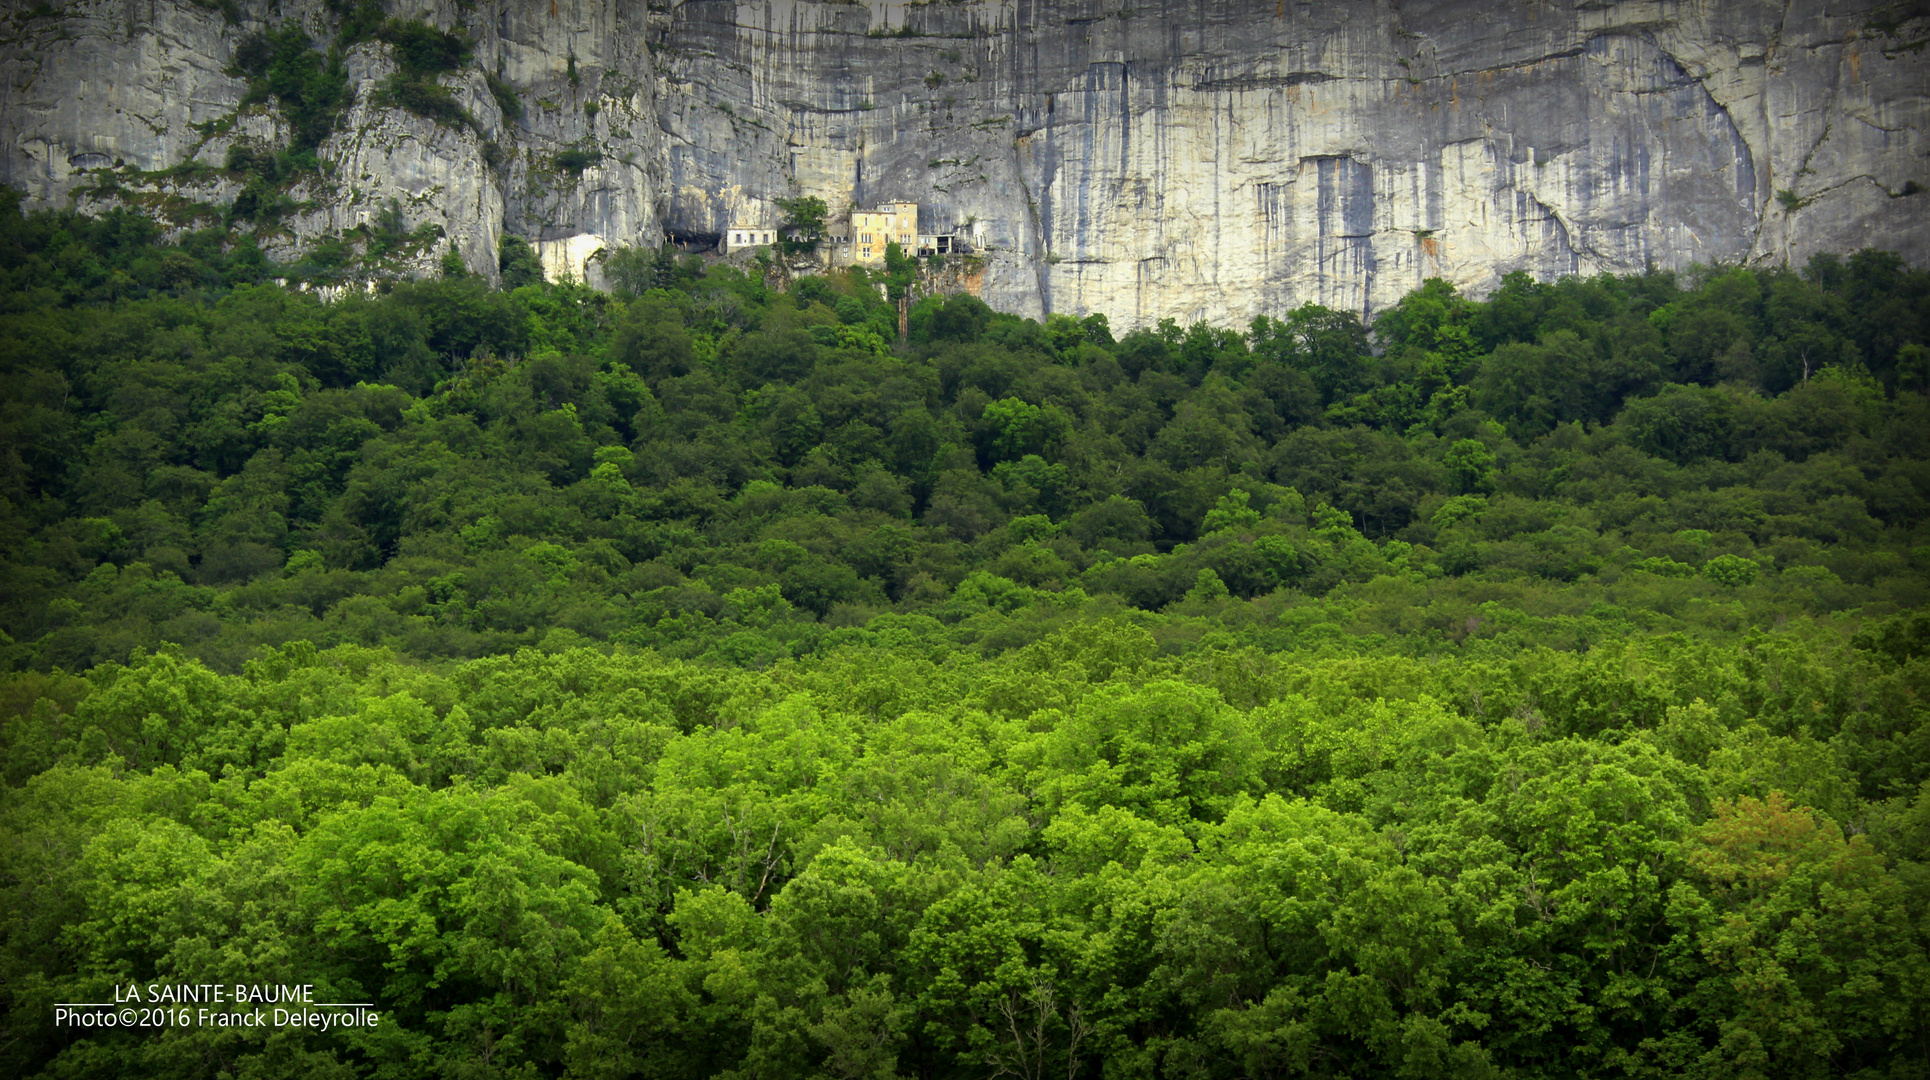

3,0,1925,324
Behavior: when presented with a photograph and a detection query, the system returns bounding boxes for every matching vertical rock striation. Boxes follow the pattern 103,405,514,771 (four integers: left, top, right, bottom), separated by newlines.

651,0,1928,324
3,0,1924,325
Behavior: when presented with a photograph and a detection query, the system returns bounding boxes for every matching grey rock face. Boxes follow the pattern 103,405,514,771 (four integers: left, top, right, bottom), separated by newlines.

4,0,1924,326
482,0,663,283
0,0,663,286
652,0,1928,324
315,38,505,279
1,0,247,200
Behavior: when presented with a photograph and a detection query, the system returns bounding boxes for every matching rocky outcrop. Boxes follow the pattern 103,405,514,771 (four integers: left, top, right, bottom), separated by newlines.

0,0,663,285
3,0,1924,325
2,1,255,209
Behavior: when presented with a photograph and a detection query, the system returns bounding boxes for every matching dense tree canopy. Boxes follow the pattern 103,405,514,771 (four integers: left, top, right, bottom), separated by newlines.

1,191,1928,1078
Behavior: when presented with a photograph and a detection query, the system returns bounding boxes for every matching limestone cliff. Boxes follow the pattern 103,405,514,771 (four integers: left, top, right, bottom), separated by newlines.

0,0,662,286
3,0,1925,326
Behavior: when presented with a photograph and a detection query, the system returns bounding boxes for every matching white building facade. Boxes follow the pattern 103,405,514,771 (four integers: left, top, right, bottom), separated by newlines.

720,225,777,253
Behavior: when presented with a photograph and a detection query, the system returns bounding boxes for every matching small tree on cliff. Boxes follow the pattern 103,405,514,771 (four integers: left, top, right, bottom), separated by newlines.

775,196,827,254
882,241,918,300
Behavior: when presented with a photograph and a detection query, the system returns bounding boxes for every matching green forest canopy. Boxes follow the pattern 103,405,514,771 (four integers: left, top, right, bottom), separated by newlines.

1,191,1927,1078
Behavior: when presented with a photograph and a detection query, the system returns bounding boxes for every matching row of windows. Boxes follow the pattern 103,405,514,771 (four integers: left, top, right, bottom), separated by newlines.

728,232,913,247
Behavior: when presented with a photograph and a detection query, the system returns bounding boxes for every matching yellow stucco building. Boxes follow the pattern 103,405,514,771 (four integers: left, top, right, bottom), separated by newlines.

846,201,918,262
